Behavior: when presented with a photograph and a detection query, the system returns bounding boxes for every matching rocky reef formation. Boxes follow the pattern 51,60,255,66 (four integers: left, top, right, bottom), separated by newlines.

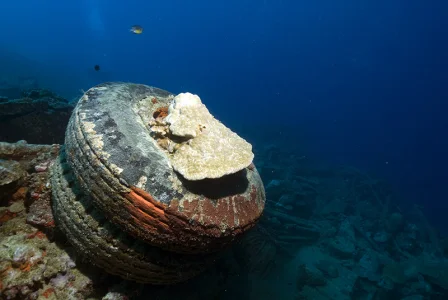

228,138,448,300
2,85,448,299
0,89,74,144
0,75,37,100
0,142,89,299
0,141,237,299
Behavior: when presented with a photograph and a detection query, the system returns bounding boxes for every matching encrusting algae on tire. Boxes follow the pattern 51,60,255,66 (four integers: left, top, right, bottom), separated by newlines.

49,82,266,284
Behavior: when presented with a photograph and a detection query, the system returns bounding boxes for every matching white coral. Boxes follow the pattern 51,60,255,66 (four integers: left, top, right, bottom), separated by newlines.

157,92,254,180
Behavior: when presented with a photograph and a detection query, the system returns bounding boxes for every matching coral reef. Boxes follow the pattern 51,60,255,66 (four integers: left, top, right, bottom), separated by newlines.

0,160,25,203
149,92,254,180
0,75,37,100
236,138,448,300
0,89,74,144
0,141,243,299
0,142,97,299
2,86,448,299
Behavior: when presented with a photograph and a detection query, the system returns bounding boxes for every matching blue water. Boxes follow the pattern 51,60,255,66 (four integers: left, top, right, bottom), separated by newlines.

1,0,448,295
2,0,447,226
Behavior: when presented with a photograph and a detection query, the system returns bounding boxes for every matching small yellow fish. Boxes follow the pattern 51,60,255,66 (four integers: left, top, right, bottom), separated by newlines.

130,25,143,34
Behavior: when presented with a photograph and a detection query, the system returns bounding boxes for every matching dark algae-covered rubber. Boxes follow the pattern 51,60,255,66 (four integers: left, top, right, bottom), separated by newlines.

50,150,210,284
50,82,266,284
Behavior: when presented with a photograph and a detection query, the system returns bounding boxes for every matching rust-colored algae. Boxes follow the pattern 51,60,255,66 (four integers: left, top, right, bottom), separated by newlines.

0,210,17,223
26,230,47,239
170,185,263,233
42,287,55,298
123,183,264,253
123,187,170,233
153,106,168,120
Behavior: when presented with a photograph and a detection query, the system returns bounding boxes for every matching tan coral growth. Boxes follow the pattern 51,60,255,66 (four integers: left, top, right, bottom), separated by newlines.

150,92,254,181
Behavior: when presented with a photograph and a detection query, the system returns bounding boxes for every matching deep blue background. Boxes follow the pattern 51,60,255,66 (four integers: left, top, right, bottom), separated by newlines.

1,1,447,231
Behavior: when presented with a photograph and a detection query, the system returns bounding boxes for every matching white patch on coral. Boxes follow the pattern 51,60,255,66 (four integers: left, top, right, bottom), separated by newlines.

109,163,123,175
136,176,148,189
165,93,208,139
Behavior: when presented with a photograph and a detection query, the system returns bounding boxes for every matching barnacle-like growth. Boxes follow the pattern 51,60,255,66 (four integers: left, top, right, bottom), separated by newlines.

150,92,254,181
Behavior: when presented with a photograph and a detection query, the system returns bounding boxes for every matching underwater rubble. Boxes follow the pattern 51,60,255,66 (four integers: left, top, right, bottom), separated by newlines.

1,87,448,299
0,142,97,299
0,89,74,145
0,76,38,100
0,83,264,299
237,141,448,300
2,139,448,299
0,141,225,299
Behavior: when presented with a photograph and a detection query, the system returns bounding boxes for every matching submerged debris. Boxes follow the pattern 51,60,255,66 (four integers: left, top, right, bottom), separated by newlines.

1,86,448,298
235,132,448,299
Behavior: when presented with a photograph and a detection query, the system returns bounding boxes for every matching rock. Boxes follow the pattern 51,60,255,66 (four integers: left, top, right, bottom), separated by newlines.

0,142,59,173
0,218,88,298
0,159,26,203
0,89,74,144
0,159,25,186
387,212,404,234
0,141,104,298
327,236,356,259
373,231,390,243
102,292,129,300
26,172,55,228
339,218,356,241
326,218,357,259
265,179,286,201
0,141,58,227
314,260,340,278
296,264,327,291
277,194,295,206
356,250,380,281
378,276,395,290
382,260,419,285
298,265,358,299
400,295,424,300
